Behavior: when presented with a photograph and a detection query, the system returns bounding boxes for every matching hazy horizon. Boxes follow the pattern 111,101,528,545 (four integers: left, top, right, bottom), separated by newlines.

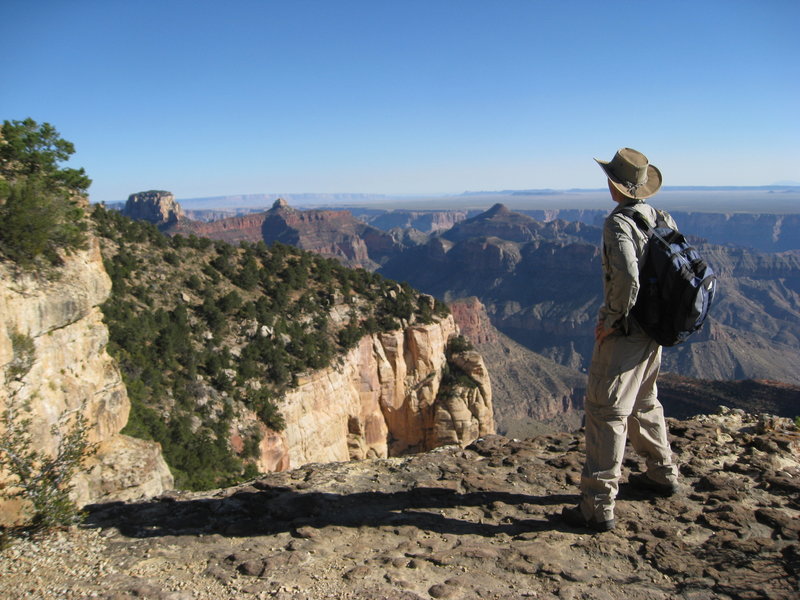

110,186,800,215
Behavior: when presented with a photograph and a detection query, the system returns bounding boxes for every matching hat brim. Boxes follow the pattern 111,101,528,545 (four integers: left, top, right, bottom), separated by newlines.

594,159,662,199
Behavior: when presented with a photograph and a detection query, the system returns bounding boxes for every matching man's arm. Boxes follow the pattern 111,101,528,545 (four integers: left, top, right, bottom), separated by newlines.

598,215,640,339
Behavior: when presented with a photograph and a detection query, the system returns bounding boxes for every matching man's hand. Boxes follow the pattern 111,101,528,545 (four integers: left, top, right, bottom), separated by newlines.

595,323,616,346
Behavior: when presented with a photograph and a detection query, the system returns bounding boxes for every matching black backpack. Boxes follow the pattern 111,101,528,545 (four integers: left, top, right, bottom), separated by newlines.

619,207,717,347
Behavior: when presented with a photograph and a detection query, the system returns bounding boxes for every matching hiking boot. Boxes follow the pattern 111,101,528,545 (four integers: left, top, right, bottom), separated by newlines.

628,472,679,497
560,505,616,533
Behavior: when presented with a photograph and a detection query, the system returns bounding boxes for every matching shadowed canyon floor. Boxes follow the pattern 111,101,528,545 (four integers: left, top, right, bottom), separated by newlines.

2,409,798,599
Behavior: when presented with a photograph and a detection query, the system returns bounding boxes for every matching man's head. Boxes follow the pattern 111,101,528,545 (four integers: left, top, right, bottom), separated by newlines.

607,179,629,204
595,148,662,200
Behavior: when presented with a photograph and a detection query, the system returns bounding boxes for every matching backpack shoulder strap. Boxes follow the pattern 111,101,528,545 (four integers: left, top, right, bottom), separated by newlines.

618,206,654,236
653,208,672,229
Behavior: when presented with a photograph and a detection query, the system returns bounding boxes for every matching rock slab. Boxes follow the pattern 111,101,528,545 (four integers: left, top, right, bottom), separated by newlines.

1,409,797,599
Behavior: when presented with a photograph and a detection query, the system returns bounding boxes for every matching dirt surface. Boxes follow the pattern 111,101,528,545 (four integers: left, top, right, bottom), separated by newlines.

2,408,798,599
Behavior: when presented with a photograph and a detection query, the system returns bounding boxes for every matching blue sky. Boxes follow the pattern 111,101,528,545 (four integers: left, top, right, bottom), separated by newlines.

2,0,798,202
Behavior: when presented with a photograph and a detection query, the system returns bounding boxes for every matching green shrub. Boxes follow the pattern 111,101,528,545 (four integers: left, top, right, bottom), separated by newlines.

439,362,478,394
248,388,286,432
447,335,474,355
0,119,92,270
90,206,443,492
242,430,263,459
0,400,95,530
0,178,87,268
337,321,365,349
0,118,91,194
439,335,478,396
0,333,95,531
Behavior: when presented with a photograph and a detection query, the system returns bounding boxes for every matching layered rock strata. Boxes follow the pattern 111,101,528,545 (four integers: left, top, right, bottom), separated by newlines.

170,199,403,269
450,297,585,437
122,190,185,226
0,240,173,525
253,316,495,471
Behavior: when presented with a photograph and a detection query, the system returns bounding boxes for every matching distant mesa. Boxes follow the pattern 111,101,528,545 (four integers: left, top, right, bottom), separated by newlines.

123,190,185,227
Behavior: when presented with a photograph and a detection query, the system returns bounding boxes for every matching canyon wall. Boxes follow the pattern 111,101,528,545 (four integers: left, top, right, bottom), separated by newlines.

365,210,470,233
2,215,495,524
250,316,495,472
0,240,173,524
450,297,585,438
171,198,401,269
520,209,800,252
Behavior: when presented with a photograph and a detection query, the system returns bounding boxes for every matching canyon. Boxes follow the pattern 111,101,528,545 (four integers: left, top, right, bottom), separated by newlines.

118,192,800,432
379,204,800,386
1,211,494,524
169,198,403,270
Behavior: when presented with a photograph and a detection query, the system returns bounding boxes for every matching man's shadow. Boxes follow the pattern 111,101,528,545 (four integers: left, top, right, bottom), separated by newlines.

84,484,577,539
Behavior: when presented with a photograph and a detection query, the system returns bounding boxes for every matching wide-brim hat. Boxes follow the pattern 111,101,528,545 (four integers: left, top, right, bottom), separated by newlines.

594,147,662,199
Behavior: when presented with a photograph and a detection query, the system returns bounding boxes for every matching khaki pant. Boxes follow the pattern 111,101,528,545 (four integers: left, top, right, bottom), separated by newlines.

580,320,678,522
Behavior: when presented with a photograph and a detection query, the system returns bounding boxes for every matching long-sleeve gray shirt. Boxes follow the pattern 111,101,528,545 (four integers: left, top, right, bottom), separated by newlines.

598,199,677,335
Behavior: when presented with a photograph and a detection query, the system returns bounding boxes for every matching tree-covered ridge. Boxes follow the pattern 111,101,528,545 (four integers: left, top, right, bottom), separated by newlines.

91,205,449,490
0,119,91,270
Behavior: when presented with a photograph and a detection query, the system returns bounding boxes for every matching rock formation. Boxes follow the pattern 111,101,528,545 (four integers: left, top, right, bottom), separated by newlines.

6,408,796,599
379,204,800,385
517,208,800,252
660,212,800,252
365,210,471,233
450,297,585,438
449,296,800,438
170,199,404,270
442,203,543,243
245,316,494,472
122,190,185,226
449,296,500,345
0,237,173,525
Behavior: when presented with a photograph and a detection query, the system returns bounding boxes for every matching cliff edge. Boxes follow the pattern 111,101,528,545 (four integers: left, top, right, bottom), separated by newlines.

249,315,494,473
0,238,173,525
1,408,796,599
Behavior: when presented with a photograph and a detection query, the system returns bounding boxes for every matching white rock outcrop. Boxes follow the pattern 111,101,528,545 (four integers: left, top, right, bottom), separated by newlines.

254,316,494,471
0,239,173,525
123,190,184,226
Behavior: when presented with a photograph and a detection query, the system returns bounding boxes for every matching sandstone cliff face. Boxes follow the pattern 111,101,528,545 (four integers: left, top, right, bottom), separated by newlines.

249,316,494,471
176,212,271,244
450,296,499,345
0,240,173,524
170,199,403,270
122,191,184,226
450,297,585,438
367,210,470,233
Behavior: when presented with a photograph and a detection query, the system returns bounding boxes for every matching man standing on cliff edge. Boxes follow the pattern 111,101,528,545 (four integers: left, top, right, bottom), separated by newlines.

562,148,680,532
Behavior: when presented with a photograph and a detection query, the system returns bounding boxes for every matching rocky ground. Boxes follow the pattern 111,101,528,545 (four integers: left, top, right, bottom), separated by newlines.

1,408,798,600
